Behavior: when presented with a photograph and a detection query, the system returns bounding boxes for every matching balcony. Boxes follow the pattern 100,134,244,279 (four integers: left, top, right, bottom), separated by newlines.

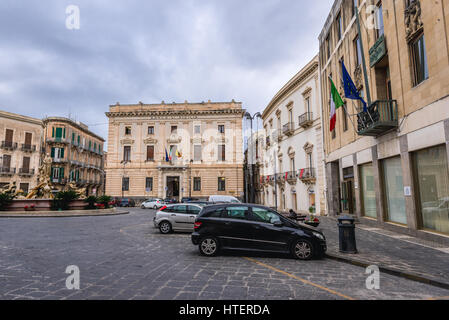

268,175,275,186
275,173,284,185
46,137,70,144
18,168,35,176
1,141,18,150
298,112,314,128
21,144,36,152
52,158,68,164
272,130,282,143
0,167,16,176
286,171,298,184
76,179,88,186
51,177,67,184
298,168,316,184
357,100,398,137
282,123,295,136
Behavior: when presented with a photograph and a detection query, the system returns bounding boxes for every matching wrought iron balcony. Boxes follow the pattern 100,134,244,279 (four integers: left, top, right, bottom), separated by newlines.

298,112,314,128
21,144,36,152
357,100,398,137
0,167,16,175
18,168,35,176
272,130,283,142
282,122,295,136
52,158,68,164
51,177,67,184
46,137,69,144
275,173,284,184
286,171,298,184
298,168,316,183
1,141,18,150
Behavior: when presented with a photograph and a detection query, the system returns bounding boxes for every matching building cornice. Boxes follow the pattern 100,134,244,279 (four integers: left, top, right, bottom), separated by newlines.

0,110,43,127
106,108,246,119
43,117,105,142
262,56,319,120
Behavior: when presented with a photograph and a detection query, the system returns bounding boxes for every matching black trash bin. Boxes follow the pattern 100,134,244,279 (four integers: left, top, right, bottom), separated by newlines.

338,216,358,254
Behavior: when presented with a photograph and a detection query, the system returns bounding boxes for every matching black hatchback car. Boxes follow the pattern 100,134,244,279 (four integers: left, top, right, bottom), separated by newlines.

191,204,326,260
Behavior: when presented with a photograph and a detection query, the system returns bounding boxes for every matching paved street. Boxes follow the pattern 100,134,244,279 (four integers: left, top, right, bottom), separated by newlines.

1,208,448,300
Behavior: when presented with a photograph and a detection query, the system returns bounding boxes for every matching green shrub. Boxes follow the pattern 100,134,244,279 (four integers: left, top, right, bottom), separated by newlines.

0,193,14,211
52,191,80,211
97,195,112,209
84,196,98,210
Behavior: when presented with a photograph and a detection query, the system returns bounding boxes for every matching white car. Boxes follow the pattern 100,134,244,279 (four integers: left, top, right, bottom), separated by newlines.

141,198,165,209
208,195,241,204
153,204,204,234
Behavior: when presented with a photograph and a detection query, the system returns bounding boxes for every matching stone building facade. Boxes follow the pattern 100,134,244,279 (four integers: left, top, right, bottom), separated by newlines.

105,101,244,201
0,110,43,193
259,57,326,215
319,0,449,242
42,117,105,196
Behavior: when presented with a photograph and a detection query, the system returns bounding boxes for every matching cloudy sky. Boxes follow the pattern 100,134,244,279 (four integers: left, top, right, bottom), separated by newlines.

0,0,333,141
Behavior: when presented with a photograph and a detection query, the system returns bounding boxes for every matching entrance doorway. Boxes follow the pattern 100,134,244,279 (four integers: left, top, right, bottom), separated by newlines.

342,167,355,215
166,176,180,200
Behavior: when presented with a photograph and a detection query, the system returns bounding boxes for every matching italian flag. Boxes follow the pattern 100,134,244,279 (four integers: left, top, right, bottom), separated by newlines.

330,77,344,132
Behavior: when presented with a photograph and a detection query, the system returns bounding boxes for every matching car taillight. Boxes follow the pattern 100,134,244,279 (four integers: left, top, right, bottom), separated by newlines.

194,222,202,230
159,206,167,211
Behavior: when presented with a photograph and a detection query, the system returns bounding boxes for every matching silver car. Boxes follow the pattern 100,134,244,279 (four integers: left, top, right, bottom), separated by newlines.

153,204,204,234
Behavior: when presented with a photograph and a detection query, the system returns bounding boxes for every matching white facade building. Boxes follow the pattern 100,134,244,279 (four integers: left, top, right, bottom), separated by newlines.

260,56,326,215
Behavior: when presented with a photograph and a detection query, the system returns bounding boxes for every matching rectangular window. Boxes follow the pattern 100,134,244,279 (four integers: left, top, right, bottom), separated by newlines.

148,126,154,135
194,125,201,134
352,0,358,17
218,177,226,191
411,34,429,86
55,127,63,139
20,183,29,193
2,154,11,169
218,125,225,134
375,3,384,39
122,177,129,192
382,157,407,224
145,177,153,191
336,12,343,41
360,163,377,218
342,104,348,132
24,132,32,146
194,177,201,191
125,127,132,135
414,145,449,234
147,145,155,161
171,126,178,134
123,146,131,162
218,145,226,161
22,156,30,171
194,145,202,162
326,35,331,61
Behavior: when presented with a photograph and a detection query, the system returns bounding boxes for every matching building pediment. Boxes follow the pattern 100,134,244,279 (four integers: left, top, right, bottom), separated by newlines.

144,137,158,144
167,135,182,144
120,138,135,145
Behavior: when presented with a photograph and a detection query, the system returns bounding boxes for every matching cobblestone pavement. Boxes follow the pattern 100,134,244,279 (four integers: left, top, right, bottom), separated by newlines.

1,208,448,300
318,217,449,287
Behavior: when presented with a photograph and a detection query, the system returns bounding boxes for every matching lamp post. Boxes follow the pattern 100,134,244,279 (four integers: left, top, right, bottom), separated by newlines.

244,112,262,204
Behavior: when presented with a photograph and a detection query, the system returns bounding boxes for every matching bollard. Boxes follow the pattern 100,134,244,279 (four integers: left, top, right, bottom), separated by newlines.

337,216,358,254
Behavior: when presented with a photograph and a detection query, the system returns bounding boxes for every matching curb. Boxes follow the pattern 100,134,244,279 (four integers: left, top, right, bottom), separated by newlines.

325,252,449,290
0,210,130,218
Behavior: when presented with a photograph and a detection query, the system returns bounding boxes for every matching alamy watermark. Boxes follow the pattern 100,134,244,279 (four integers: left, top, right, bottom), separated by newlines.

365,265,380,290
65,265,80,290
66,5,80,30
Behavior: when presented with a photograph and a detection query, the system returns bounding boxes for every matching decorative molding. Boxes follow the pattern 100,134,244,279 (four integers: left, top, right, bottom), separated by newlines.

405,0,423,43
120,138,135,145
144,137,158,144
302,87,312,97
167,135,182,144
303,142,314,154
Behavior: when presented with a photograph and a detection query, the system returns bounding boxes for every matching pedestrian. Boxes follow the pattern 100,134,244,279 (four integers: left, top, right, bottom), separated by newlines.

288,209,298,220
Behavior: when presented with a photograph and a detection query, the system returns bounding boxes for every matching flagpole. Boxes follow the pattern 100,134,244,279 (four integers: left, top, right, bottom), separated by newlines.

355,5,372,106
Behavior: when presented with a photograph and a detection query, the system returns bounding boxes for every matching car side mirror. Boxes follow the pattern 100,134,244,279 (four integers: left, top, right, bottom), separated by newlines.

273,221,283,227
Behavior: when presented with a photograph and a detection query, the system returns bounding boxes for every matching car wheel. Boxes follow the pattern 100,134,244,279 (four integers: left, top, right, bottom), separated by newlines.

159,221,172,234
291,239,314,260
141,205,145,209
199,237,219,257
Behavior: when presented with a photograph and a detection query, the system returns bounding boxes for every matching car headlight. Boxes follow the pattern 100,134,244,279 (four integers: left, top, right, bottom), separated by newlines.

312,232,325,241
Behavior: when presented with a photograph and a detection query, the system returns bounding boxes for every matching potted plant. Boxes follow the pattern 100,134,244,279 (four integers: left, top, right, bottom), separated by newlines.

24,204,36,212
305,206,319,227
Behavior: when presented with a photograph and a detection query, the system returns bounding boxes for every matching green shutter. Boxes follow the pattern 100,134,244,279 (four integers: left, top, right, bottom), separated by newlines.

63,128,66,138
51,148,55,158
52,127,55,137
72,133,75,142
60,167,64,179
55,128,63,138
61,148,65,158
77,135,80,144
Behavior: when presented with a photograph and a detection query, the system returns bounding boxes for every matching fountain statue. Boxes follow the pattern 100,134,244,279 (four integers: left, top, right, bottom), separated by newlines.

67,181,87,200
26,153,55,199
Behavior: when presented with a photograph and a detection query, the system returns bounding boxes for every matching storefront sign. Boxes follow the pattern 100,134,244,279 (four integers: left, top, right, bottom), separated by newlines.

404,186,412,197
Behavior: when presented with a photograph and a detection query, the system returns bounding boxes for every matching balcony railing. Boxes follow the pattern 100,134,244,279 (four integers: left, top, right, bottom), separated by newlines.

275,173,284,184
268,175,275,185
46,137,69,144
298,112,314,128
282,123,295,136
52,158,68,164
18,168,35,176
1,141,18,150
298,168,316,182
272,130,282,142
0,167,16,175
286,171,298,184
51,177,67,184
357,100,398,137
21,144,36,152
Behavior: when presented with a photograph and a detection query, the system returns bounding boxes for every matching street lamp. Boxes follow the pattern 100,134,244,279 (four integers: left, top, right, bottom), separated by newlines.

244,112,262,204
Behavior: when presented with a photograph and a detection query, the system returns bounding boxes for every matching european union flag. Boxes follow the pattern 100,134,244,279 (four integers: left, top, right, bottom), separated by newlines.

342,61,367,112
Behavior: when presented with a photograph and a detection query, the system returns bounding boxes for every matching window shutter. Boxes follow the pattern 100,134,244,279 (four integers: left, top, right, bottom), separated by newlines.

147,146,154,161
61,148,65,158
52,127,55,138
51,147,55,158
